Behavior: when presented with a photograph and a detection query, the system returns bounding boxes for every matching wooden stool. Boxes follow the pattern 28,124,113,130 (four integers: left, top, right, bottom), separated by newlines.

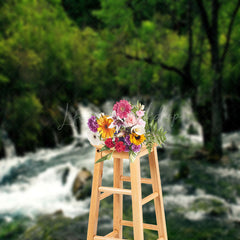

87,144,168,240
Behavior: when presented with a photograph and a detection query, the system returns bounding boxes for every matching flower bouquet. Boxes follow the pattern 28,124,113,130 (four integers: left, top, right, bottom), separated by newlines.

87,99,166,163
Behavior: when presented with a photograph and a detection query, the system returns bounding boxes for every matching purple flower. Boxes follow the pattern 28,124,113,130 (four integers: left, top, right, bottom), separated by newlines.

124,145,130,152
131,144,141,153
88,116,99,132
125,135,131,146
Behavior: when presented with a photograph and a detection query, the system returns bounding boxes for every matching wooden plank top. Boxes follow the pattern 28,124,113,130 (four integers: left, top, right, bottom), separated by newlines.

93,143,157,159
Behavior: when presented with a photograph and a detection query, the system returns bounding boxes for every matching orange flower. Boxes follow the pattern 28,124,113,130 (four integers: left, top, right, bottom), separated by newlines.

97,115,115,139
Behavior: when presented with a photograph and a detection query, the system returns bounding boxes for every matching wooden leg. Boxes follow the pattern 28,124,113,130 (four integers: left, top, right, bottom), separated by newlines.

130,157,144,240
149,147,168,240
113,158,123,238
87,150,104,240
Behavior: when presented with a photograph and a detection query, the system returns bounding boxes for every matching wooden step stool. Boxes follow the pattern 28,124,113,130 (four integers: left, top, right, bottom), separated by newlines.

87,144,168,240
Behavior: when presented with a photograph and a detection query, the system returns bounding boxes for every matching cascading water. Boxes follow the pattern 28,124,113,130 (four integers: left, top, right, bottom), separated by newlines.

0,99,239,239
157,100,174,134
0,128,16,158
0,143,95,220
179,99,203,144
78,103,100,140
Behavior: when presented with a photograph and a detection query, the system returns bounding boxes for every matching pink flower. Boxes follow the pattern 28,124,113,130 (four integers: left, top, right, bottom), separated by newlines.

125,113,137,127
113,100,132,119
137,118,146,127
136,110,145,117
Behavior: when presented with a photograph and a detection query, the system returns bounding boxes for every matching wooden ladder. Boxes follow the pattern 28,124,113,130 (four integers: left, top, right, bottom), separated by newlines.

87,145,168,240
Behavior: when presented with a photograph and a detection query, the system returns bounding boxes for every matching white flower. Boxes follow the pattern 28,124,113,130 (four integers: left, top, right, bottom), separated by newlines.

140,104,145,110
137,118,146,127
131,125,145,135
96,112,105,118
87,130,102,146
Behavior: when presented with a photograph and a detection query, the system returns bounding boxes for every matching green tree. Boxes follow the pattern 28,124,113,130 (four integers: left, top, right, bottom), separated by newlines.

94,0,240,160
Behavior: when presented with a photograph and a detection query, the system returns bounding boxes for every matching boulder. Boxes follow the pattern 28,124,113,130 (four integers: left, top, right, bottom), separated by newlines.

19,212,88,240
189,148,209,160
226,141,238,152
190,198,230,218
174,162,190,180
72,168,92,200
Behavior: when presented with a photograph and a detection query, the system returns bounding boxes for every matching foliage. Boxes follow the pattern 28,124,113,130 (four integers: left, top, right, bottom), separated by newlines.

144,112,167,153
0,0,239,155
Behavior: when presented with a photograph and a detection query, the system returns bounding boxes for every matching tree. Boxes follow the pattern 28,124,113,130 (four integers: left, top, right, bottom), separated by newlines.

94,0,240,160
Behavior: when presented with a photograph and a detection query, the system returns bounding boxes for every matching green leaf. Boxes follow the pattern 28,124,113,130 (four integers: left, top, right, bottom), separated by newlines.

99,145,111,152
129,150,138,163
95,152,113,163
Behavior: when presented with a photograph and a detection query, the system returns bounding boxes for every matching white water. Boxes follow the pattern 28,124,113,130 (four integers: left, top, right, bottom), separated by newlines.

158,100,174,134
180,99,203,144
163,184,240,222
0,129,16,158
0,163,90,219
0,143,96,220
0,99,239,225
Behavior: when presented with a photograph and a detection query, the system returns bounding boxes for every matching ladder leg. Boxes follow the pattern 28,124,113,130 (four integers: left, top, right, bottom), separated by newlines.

130,157,144,240
149,147,168,240
113,158,123,238
87,150,104,240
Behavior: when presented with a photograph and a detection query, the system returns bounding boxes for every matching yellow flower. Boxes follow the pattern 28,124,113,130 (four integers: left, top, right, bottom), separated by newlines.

97,115,115,139
129,133,146,145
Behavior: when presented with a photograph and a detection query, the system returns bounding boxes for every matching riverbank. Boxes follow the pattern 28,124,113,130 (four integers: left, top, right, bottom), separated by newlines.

1,143,239,240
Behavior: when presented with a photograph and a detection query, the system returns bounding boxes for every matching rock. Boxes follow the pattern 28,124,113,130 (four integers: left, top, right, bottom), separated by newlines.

190,198,230,218
221,155,230,165
19,213,88,240
57,167,70,185
72,168,92,200
226,141,239,152
62,167,70,185
174,162,190,180
187,124,199,135
189,148,209,160
207,154,222,163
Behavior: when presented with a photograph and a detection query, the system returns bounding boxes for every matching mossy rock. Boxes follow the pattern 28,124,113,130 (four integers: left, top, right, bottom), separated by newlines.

174,162,190,180
19,212,86,240
72,168,92,200
0,218,29,240
190,198,230,217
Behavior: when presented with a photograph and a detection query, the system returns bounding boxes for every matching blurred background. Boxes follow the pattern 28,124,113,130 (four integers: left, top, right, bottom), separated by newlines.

0,0,240,239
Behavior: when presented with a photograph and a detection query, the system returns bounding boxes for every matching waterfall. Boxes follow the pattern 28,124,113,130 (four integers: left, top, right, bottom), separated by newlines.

157,100,174,133
156,99,203,145
60,99,203,145
78,103,100,140
180,99,203,143
0,129,16,158
58,105,81,141
67,111,79,139
102,100,114,115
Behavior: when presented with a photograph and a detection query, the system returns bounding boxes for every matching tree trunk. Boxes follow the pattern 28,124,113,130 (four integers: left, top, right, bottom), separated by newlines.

210,0,222,158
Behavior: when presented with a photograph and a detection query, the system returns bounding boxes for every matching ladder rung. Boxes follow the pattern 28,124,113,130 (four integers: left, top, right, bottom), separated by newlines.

99,186,132,195
99,192,112,201
142,192,159,205
94,236,126,240
120,176,152,184
120,220,159,231
105,230,118,237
